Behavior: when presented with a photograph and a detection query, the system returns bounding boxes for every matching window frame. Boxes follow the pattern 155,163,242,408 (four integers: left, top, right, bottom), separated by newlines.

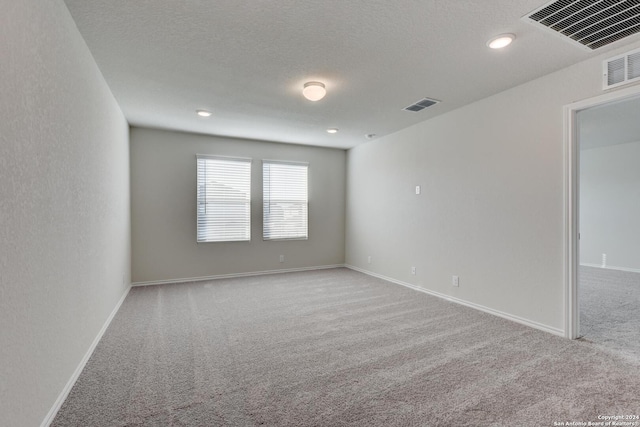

262,159,309,241
196,154,252,243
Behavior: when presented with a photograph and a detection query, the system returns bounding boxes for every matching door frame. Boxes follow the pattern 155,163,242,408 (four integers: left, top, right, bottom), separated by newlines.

563,84,640,339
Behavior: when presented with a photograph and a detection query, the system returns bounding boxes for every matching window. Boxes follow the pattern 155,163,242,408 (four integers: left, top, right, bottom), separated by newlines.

263,161,308,240
196,155,251,242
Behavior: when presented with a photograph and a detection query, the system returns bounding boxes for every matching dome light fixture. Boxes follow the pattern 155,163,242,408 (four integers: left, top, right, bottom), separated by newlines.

487,34,515,49
302,81,326,101
196,109,212,117
326,128,338,134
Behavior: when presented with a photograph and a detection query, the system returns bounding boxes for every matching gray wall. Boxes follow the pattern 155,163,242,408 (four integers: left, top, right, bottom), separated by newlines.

0,1,131,426
130,127,346,283
346,40,640,334
580,141,640,271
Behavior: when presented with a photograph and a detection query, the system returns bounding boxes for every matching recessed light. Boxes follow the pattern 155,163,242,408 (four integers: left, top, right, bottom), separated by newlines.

365,134,376,139
487,34,515,49
302,82,326,101
196,109,212,117
327,128,338,134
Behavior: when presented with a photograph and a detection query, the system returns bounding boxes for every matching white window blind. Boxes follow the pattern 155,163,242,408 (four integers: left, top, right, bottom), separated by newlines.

263,161,308,240
196,155,251,242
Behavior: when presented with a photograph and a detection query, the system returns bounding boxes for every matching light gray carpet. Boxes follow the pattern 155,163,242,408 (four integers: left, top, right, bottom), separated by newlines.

53,268,640,426
580,265,640,360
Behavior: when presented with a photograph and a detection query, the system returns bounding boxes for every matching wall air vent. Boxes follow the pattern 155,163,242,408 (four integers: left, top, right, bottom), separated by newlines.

524,0,640,51
403,97,440,112
603,46,640,89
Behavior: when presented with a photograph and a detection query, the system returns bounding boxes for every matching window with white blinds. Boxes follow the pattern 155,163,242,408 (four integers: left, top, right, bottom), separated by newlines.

263,161,308,240
196,155,251,242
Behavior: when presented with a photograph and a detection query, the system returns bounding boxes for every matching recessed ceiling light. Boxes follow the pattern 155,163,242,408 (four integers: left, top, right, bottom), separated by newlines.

487,34,515,49
196,109,212,117
302,82,326,101
327,128,338,134
365,134,376,139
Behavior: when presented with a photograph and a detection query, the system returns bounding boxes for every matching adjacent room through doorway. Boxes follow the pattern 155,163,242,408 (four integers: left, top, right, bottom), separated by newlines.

576,95,640,360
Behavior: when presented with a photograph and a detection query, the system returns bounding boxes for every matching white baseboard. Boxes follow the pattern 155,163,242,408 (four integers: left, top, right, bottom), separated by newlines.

580,263,640,274
580,263,603,269
131,264,346,287
345,264,564,337
41,285,131,427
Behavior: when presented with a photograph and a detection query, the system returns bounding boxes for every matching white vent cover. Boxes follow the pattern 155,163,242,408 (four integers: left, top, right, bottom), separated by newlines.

603,46,640,89
403,97,440,112
524,0,640,51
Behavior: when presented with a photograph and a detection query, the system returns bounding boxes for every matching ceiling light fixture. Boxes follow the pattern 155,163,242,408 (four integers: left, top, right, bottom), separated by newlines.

196,109,212,117
487,34,515,49
302,82,326,101
326,128,338,134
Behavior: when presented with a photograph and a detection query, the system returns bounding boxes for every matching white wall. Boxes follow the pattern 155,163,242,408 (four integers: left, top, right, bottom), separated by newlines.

0,1,130,425
130,127,345,283
580,141,640,271
346,41,640,334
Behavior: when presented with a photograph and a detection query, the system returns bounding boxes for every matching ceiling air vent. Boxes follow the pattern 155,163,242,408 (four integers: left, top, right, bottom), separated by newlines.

524,0,640,51
403,97,440,112
603,46,640,89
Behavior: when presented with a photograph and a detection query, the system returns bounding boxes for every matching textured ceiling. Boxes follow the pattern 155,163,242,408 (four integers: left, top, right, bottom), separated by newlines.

63,0,640,149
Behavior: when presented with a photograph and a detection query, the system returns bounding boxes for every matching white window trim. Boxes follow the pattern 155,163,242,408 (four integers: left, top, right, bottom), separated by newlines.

262,159,309,241
196,154,252,243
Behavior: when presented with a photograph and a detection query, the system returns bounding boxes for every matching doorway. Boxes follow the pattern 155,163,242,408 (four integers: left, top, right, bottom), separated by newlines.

565,86,640,359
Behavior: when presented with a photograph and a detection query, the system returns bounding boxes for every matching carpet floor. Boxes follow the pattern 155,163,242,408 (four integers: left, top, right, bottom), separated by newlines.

579,265,640,360
53,268,640,426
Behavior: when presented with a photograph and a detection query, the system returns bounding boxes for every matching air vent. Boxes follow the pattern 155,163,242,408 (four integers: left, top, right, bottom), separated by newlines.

603,46,640,89
403,97,440,112
524,0,640,50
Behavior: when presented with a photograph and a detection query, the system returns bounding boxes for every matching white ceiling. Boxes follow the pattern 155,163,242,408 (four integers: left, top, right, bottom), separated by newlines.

579,95,640,151
63,0,640,149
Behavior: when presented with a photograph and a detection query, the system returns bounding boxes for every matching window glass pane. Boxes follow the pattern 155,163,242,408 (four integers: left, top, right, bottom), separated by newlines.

197,156,251,242
263,161,308,240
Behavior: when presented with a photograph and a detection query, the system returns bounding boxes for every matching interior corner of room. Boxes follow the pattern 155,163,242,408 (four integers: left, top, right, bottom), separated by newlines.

2,0,640,426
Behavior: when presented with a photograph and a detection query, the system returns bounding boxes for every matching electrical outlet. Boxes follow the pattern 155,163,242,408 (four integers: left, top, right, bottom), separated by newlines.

452,275,459,287
415,185,421,195
602,253,607,267
411,266,416,275
367,256,371,264
279,255,284,263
